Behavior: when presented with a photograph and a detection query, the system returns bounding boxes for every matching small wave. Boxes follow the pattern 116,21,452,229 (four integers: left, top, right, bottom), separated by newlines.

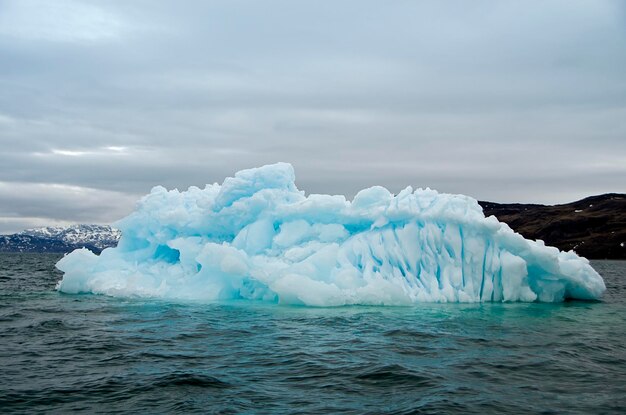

153,372,230,389
355,364,440,388
27,318,75,332
383,328,440,340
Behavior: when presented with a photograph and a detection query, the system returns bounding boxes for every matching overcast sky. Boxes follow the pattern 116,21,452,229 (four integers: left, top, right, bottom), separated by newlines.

1,0,625,233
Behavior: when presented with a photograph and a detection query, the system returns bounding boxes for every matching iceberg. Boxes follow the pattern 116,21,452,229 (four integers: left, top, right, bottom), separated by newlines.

56,163,605,305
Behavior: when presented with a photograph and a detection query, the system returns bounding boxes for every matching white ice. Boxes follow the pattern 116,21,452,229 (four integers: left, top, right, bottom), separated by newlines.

56,163,606,305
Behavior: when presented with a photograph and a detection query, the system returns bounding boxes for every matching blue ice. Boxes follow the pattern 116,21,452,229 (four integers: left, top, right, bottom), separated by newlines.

56,163,605,305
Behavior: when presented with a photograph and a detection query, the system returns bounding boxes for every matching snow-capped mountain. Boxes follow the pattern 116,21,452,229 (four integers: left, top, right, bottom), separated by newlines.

0,225,120,253
21,225,121,250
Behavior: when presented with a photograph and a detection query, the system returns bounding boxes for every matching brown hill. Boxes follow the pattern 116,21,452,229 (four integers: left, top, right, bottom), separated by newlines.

479,193,626,260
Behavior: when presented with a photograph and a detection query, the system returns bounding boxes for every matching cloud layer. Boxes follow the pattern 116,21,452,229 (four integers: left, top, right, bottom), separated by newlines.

1,0,625,233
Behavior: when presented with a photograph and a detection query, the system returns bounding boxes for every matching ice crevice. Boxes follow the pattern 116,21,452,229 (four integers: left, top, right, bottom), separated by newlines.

56,162,606,305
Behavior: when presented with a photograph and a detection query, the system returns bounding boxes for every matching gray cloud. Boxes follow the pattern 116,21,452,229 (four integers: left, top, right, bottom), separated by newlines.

0,0,625,233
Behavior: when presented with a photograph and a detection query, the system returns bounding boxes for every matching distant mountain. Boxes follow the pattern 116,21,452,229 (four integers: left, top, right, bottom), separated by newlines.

479,193,626,260
1,194,624,259
0,224,120,254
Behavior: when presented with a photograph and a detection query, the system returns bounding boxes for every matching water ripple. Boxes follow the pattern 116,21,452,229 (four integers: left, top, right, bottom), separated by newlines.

1,254,625,414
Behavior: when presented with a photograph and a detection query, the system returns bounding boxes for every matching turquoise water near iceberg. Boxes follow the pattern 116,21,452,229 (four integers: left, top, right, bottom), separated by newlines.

1,253,625,414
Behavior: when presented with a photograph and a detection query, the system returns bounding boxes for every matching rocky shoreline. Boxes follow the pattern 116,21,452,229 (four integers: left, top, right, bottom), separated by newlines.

479,193,625,260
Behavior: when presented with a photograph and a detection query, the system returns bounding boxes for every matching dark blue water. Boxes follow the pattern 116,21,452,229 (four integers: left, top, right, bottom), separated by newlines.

1,253,625,414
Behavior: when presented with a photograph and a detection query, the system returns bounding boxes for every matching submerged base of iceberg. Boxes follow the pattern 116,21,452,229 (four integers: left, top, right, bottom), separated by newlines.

56,163,605,305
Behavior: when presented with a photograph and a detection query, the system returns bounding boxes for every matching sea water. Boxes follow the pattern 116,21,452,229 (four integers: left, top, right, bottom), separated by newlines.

1,253,625,414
